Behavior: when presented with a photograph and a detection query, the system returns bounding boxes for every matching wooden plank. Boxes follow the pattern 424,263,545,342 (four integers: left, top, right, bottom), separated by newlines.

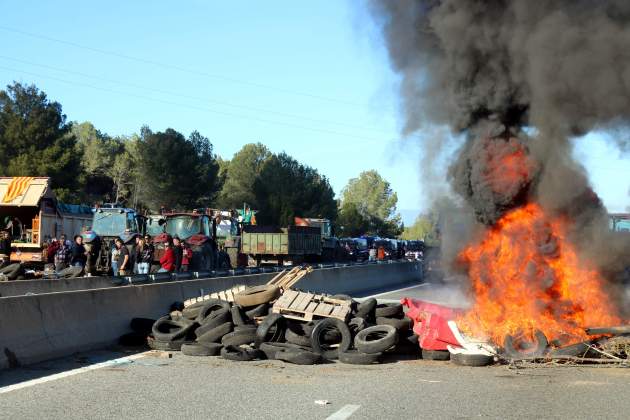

305,301,319,313
314,303,334,316
289,292,310,311
295,293,314,311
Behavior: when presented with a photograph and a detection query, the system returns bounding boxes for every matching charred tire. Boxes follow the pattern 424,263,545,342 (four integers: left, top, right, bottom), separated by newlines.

549,341,595,358
119,332,147,347
255,313,286,347
259,342,311,360
230,305,248,326
348,317,368,337
0,263,21,279
147,336,188,351
311,318,352,360
196,322,234,344
451,353,494,367
181,301,206,319
275,348,321,365
194,311,232,337
375,303,403,318
388,334,420,355
244,303,269,320
130,318,156,334
355,298,377,321
152,316,196,342
195,299,232,324
234,285,281,307
302,321,316,337
285,328,312,347
503,330,549,359
221,329,258,346
339,350,382,365
220,345,264,361
421,349,450,361
182,343,218,356
376,316,412,332
354,325,398,354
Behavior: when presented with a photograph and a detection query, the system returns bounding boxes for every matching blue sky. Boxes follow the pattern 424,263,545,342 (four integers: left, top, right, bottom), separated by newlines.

1,1,628,222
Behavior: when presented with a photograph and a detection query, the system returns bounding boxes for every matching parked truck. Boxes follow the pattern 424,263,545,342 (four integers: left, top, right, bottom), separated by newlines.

0,177,92,273
241,225,321,266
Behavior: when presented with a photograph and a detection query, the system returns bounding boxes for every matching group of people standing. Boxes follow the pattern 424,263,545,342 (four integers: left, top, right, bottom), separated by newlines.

45,234,90,272
111,234,192,276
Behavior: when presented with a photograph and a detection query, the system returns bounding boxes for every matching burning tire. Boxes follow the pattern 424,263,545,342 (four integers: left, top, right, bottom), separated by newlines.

450,352,494,367
503,330,549,359
354,325,398,354
421,349,450,361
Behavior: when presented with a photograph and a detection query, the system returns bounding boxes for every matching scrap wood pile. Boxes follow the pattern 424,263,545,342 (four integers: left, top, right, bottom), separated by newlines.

121,285,419,365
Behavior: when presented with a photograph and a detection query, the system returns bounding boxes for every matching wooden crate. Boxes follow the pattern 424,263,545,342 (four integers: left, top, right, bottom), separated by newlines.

183,285,246,307
272,289,351,322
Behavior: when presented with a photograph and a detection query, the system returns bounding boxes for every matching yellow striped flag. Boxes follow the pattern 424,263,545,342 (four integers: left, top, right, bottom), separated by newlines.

2,177,34,203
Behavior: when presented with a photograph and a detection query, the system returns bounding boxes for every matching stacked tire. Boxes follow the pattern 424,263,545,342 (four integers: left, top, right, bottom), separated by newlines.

122,287,422,366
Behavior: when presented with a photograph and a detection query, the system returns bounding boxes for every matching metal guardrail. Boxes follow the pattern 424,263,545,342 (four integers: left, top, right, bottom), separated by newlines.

113,259,419,287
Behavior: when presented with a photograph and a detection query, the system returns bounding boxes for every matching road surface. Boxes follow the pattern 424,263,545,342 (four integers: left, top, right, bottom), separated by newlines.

2,280,630,419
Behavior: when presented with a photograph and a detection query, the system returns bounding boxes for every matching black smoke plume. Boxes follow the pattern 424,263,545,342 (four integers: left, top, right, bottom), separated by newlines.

369,0,630,294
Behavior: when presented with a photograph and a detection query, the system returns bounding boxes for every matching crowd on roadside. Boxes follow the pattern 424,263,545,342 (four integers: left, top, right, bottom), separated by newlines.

39,232,194,277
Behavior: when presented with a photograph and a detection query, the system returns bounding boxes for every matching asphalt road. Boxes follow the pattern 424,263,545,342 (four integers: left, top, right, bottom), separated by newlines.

2,348,630,420
3,281,630,419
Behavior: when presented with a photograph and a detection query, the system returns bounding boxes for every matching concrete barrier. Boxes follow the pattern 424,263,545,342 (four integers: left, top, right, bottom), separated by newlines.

0,262,421,369
0,277,119,297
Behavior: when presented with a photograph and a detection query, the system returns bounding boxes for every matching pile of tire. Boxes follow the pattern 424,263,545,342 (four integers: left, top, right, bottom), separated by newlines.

125,287,420,366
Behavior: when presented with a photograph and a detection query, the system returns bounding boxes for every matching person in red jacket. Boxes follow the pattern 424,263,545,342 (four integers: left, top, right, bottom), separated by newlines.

181,241,192,272
159,238,175,272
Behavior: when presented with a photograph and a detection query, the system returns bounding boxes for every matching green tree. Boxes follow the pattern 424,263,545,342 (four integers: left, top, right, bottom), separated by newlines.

253,152,337,226
337,170,402,237
0,82,81,200
73,121,123,202
137,128,220,210
401,214,435,240
217,143,271,209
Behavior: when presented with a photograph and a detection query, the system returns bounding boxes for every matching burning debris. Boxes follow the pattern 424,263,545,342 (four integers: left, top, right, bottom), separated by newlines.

370,0,630,357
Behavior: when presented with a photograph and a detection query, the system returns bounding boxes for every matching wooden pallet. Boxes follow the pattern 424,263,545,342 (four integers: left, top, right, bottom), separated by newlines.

266,266,313,289
183,285,247,307
272,289,351,322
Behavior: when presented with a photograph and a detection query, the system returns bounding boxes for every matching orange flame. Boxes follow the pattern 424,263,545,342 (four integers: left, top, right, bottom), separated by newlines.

459,203,620,345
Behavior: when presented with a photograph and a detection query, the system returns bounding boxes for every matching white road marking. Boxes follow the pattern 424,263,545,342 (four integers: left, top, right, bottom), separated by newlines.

326,404,361,420
0,351,150,394
367,282,428,298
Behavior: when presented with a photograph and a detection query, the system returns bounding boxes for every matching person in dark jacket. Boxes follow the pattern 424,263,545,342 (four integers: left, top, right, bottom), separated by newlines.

136,235,154,274
172,236,183,272
0,230,12,267
70,235,88,269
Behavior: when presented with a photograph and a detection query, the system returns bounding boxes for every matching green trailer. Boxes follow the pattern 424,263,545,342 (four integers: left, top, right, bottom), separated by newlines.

241,225,321,266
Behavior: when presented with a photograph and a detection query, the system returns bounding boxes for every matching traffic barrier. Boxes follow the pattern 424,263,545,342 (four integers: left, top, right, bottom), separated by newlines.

0,261,421,369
